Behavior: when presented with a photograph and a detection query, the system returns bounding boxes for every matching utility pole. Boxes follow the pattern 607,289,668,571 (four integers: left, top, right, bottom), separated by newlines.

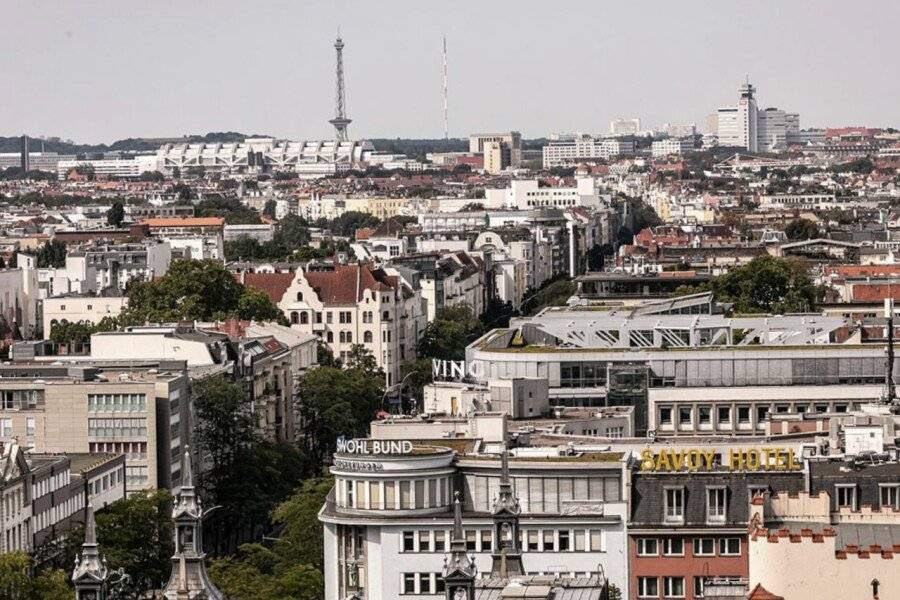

442,36,449,140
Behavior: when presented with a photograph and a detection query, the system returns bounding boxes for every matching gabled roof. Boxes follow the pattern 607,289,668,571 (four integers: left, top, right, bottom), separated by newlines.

303,263,396,303
747,584,784,600
236,272,295,304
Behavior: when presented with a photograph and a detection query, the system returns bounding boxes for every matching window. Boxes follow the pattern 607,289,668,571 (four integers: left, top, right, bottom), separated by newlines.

694,577,705,598
880,484,900,510
300,312,309,325
693,538,715,556
718,537,740,556
659,407,673,424
756,406,768,423
402,573,416,594
717,406,731,423
664,488,685,523
25,418,34,438
364,331,373,343
315,311,322,324
678,407,692,425
290,312,299,324
663,537,684,556
637,538,658,556
664,576,685,598
0,419,12,438
836,484,857,510
419,530,431,552
326,331,333,343
699,406,711,424
543,530,554,551
637,577,659,598
465,530,476,551
402,531,415,552
434,530,446,552
558,530,570,551
527,530,539,551
326,312,333,324
706,487,727,523
737,406,750,424
748,485,767,502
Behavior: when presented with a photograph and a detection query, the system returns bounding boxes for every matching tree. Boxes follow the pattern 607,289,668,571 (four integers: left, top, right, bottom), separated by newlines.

61,491,175,598
416,304,482,361
120,259,282,324
139,170,165,182
107,200,125,227
273,214,310,249
271,478,333,572
0,552,71,600
36,239,67,268
681,255,818,314
263,199,277,219
784,217,820,241
297,366,384,466
326,211,381,237
400,358,433,409
520,278,576,316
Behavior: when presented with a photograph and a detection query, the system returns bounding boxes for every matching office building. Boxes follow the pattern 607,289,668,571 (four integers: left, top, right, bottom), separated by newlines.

141,217,225,261
610,118,642,136
542,137,634,168
716,82,800,152
469,132,522,167
482,141,511,174
651,138,694,158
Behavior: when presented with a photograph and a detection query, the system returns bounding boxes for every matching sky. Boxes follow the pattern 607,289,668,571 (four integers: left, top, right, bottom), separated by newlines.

3,1,899,143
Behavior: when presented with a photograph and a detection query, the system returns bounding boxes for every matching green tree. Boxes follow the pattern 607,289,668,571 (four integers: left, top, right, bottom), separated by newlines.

784,217,820,241
273,214,311,250
417,304,482,361
36,239,67,268
107,200,125,227
0,552,71,600
520,278,576,316
326,211,381,237
263,199,277,219
297,366,384,466
120,259,282,324
271,478,333,572
139,170,165,182
681,255,818,314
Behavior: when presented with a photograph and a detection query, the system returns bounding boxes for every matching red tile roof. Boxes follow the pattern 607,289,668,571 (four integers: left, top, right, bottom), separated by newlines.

746,584,784,600
825,264,900,278
236,272,295,304
850,283,900,303
303,263,396,303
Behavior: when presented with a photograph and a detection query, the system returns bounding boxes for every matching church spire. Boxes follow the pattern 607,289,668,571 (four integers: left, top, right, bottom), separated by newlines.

442,491,476,600
490,444,524,578
162,447,224,600
73,503,108,600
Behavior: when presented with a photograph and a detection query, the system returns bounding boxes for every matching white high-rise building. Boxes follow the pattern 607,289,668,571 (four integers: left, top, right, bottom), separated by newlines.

716,82,799,152
609,118,641,136
717,82,758,151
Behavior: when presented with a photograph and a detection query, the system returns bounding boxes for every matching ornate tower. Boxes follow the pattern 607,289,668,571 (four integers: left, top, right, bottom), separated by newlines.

162,448,223,600
490,444,524,577
329,33,352,142
442,491,476,600
73,503,108,600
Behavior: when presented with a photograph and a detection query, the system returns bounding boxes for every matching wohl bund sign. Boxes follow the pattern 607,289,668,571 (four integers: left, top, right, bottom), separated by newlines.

336,438,413,455
639,447,801,472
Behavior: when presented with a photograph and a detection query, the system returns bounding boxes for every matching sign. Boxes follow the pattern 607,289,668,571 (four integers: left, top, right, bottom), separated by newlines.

336,438,413,455
639,447,800,472
333,459,384,472
432,359,483,381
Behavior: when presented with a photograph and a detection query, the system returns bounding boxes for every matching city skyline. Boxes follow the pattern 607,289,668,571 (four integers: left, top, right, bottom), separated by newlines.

3,1,899,143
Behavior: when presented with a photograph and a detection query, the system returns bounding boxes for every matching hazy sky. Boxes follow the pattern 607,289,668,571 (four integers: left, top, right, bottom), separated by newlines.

3,1,899,143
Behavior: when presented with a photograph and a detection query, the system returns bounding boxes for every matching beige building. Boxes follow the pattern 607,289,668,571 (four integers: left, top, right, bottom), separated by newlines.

483,141,511,174
241,263,425,386
469,132,522,167
0,363,190,492
748,490,900,600
42,295,128,337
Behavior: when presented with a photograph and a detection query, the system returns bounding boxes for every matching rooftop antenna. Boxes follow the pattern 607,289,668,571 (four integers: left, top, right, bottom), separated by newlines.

442,35,449,140
329,29,352,142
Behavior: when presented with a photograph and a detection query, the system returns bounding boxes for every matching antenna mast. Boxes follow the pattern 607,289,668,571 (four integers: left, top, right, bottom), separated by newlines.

329,31,352,142
442,36,449,140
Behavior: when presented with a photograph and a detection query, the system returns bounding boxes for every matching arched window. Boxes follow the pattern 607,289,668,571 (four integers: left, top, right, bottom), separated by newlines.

300,312,309,325
290,312,299,324
382,311,390,320
296,292,303,302
363,331,373,343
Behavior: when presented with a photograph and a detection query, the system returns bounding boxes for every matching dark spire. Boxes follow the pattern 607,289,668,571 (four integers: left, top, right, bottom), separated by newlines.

162,447,224,600
73,503,108,600
490,444,524,578
442,491,476,600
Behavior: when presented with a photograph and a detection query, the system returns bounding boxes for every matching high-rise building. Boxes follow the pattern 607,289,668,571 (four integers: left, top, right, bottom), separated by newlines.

482,140,511,174
610,118,641,136
469,132,522,167
716,82,800,152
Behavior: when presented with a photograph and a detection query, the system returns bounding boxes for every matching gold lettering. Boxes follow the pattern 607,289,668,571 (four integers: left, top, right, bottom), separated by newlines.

746,449,760,470
671,450,686,471
686,449,702,471
762,448,775,470
640,449,655,471
728,449,744,471
702,450,716,470
657,450,672,471
788,448,798,470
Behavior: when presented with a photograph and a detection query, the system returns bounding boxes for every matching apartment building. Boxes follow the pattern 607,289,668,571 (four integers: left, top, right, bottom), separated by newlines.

141,217,225,261
0,362,190,492
388,252,487,321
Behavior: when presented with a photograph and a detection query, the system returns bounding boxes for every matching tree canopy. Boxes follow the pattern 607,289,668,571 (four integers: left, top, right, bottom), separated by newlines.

784,217,820,241
679,255,819,314
416,304,483,361
0,552,71,600
107,201,125,227
120,259,283,324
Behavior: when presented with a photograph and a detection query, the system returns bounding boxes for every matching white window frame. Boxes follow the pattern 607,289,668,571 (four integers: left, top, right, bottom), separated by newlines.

835,484,857,511
706,487,727,524
718,537,741,556
664,576,685,598
664,487,685,524
663,537,684,556
879,483,900,510
637,576,659,598
637,537,659,557
692,537,715,556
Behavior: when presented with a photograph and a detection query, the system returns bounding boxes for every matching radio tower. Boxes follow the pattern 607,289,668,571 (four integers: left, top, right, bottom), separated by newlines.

442,36,449,140
329,31,352,142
